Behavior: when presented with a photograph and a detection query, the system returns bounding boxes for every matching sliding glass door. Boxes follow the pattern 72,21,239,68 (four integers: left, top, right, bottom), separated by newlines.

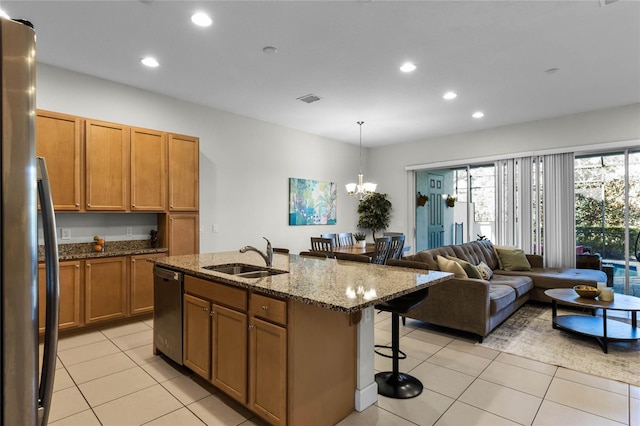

415,165,495,251
575,150,640,295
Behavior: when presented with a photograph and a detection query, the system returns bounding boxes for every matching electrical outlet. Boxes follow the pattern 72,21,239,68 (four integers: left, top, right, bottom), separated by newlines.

213,224,219,233
126,227,133,236
61,228,71,240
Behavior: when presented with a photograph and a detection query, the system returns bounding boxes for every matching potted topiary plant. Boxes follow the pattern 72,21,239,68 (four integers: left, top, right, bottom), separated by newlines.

357,192,392,240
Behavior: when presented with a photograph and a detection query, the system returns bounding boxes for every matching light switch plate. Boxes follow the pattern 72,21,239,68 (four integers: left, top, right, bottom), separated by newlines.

126,227,133,236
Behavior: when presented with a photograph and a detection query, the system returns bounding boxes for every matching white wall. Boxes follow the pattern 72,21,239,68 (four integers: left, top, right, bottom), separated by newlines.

36,64,367,254
369,103,640,245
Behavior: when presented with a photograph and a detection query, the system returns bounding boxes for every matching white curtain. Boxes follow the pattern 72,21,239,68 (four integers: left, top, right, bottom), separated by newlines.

543,153,576,268
495,159,515,246
517,157,534,254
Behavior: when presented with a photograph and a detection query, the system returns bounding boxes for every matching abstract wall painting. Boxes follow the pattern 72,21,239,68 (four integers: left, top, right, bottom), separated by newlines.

289,178,337,226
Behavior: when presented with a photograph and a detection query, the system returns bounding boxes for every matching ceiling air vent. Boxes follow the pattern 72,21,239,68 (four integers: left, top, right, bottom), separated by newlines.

297,94,322,104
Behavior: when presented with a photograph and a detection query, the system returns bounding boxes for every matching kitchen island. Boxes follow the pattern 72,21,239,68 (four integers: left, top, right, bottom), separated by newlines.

153,251,451,425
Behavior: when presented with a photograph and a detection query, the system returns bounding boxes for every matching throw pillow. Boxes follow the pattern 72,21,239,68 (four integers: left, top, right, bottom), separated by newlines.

476,261,493,280
493,245,517,270
494,247,531,271
445,255,482,279
436,255,467,278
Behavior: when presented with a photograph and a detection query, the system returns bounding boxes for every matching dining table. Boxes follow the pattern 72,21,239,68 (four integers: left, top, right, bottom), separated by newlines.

333,243,376,256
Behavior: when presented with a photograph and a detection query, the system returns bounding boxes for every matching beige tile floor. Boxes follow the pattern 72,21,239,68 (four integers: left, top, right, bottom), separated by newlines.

44,312,638,426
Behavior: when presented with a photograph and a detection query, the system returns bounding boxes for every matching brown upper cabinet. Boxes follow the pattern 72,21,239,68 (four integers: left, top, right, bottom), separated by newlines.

131,127,167,211
85,119,130,211
36,110,198,214
36,111,82,210
169,134,199,211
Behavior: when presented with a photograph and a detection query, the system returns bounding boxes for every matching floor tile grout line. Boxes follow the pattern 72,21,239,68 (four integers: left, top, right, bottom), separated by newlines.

545,376,631,424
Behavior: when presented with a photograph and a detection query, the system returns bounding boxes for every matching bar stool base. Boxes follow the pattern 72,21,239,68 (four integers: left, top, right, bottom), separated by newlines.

375,371,423,399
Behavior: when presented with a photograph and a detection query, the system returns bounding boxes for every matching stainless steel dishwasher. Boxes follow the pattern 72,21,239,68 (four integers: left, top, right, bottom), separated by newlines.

153,266,184,365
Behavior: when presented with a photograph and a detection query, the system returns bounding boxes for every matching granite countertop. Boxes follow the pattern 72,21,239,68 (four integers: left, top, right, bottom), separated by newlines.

38,240,167,262
152,251,452,313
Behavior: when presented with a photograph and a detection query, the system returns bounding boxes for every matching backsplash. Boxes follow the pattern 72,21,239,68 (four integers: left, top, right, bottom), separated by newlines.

37,212,157,245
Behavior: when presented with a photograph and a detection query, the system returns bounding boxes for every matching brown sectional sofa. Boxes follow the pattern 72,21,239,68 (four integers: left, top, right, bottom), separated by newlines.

402,240,607,340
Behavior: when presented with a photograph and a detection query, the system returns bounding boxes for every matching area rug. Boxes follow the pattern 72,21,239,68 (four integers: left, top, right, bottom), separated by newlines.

479,304,640,387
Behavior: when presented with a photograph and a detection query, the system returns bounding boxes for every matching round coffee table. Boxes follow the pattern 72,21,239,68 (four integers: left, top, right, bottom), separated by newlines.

544,288,640,353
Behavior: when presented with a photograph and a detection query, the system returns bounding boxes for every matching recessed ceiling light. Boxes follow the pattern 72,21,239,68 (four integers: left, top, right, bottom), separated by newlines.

400,62,417,73
191,12,212,27
443,91,457,100
472,111,484,119
262,46,278,54
141,57,159,68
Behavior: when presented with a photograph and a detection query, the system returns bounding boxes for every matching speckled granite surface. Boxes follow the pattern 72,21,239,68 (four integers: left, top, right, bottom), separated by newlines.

153,251,452,313
38,240,167,262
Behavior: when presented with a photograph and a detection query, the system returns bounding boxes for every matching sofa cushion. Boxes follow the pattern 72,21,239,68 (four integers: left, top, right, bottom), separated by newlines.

489,285,516,315
446,255,483,279
499,268,607,290
436,255,467,278
495,247,531,271
491,274,534,298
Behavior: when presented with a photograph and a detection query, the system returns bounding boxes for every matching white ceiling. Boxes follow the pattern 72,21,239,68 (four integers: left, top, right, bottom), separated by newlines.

4,0,640,147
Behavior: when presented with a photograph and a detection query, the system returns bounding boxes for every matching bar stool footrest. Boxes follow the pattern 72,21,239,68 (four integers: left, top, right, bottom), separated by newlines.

374,344,407,360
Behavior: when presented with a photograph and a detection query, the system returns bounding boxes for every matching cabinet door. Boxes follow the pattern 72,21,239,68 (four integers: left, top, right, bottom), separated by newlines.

168,134,199,211
85,257,127,324
212,304,247,403
85,120,129,211
38,261,82,333
249,317,287,426
130,253,166,315
36,111,82,210
168,213,199,256
183,293,211,378
131,128,166,211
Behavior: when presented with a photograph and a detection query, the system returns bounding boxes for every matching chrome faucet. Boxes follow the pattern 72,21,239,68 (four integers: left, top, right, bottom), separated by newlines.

239,237,273,267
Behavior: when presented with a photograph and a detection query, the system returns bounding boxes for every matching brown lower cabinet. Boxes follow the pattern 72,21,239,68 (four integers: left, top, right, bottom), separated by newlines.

38,252,163,334
85,256,128,324
182,274,356,426
38,260,81,333
130,252,166,315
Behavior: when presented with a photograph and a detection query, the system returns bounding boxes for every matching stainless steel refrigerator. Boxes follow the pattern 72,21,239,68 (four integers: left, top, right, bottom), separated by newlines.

1,18,60,426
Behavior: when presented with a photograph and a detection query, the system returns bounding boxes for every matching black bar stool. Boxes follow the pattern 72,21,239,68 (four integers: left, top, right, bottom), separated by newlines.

375,259,431,399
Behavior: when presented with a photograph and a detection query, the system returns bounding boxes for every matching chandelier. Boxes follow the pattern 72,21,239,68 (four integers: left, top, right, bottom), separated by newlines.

346,121,377,200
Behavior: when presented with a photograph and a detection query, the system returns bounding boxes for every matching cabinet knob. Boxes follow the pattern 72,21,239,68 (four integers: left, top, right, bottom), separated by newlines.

202,307,208,312
132,204,136,207
75,203,80,207
262,305,269,311
248,324,254,330
87,203,91,207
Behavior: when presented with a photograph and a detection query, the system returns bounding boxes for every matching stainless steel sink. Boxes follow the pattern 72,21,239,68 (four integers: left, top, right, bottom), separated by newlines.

203,263,287,278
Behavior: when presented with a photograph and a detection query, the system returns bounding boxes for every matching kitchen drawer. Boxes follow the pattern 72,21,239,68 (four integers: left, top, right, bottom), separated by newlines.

250,293,287,326
185,275,247,311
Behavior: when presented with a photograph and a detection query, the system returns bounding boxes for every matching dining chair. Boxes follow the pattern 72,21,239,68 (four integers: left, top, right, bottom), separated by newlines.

337,232,353,247
310,237,334,254
299,250,335,259
371,236,392,265
320,233,338,248
388,235,406,261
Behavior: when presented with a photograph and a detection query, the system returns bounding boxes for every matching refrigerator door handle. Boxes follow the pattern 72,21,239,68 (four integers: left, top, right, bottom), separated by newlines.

36,157,60,426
